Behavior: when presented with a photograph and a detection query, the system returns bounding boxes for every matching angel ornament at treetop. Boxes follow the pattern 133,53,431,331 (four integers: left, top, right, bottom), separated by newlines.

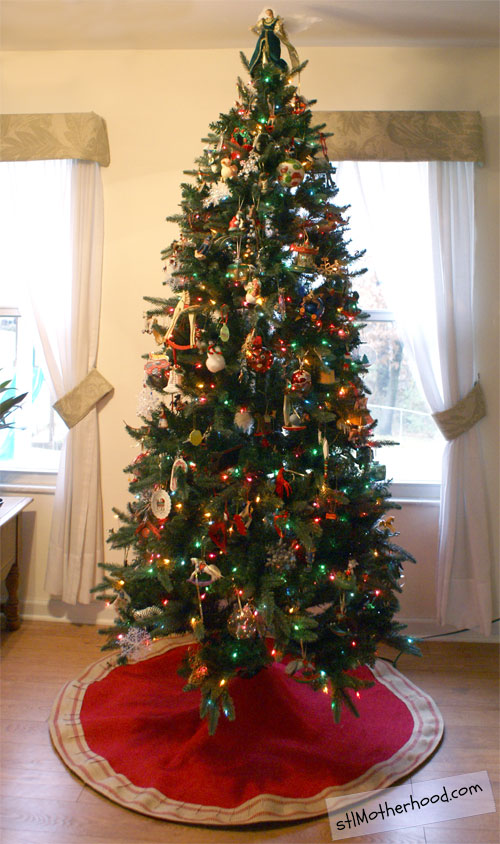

249,9,300,75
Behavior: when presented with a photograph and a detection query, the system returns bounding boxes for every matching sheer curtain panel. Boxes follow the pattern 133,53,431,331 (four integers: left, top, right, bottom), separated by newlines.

335,161,492,635
1,159,106,604
428,162,492,635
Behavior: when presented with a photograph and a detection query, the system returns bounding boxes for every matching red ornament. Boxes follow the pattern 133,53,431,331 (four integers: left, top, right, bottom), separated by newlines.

144,355,170,386
275,468,291,500
291,94,307,115
246,335,273,373
289,368,312,394
209,520,227,552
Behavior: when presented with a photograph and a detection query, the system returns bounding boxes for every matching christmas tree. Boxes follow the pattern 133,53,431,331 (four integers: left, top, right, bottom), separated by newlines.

95,11,418,734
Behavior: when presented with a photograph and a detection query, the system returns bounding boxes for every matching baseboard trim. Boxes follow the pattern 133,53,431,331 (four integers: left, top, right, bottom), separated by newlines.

15,603,499,642
19,598,115,626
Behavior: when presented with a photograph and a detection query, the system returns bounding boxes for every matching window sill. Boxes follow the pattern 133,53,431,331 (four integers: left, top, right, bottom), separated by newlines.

390,482,440,503
0,468,57,494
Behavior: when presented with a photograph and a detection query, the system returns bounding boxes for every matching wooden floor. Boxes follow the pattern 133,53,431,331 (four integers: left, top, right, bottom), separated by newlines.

1,621,498,844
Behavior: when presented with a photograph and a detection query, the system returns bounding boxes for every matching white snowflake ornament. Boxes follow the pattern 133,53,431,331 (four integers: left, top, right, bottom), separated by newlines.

117,627,152,661
202,181,232,207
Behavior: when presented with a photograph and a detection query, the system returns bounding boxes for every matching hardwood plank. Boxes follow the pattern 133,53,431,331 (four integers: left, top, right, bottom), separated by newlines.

0,698,55,722
424,814,500,844
431,704,500,728
1,718,53,746
0,769,85,801
1,740,70,773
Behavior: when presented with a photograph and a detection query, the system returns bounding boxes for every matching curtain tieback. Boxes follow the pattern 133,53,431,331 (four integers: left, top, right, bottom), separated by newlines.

432,381,486,441
53,368,113,429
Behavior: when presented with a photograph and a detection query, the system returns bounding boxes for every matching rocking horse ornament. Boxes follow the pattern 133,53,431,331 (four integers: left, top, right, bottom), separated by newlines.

164,290,199,351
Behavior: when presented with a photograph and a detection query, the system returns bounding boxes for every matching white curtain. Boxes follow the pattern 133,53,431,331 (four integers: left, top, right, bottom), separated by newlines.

336,160,492,635
0,159,105,604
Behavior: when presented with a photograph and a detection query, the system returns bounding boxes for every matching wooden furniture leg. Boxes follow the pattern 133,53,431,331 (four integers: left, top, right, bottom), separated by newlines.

3,560,20,630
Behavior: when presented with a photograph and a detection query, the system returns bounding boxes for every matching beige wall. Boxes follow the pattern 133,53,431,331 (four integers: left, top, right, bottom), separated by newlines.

1,46,498,635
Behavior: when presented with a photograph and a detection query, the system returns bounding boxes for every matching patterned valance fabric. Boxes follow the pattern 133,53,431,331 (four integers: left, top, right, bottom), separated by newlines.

314,111,484,163
0,112,110,166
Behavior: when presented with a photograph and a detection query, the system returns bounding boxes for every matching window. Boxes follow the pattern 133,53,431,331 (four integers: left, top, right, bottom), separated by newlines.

0,160,71,475
334,162,445,488
0,307,65,472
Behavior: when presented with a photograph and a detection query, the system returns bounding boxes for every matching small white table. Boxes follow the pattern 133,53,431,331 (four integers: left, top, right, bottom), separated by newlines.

0,496,33,630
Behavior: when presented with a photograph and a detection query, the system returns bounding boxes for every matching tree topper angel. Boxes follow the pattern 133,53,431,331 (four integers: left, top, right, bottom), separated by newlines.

249,8,300,75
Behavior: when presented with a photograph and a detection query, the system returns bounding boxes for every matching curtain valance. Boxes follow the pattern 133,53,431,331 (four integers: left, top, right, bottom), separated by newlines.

314,111,483,163
0,112,110,166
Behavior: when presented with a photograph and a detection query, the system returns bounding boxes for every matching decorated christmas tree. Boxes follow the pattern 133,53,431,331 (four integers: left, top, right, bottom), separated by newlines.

95,11,418,734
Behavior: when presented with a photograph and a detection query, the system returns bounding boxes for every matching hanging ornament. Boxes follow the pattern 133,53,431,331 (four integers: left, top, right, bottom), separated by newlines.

245,276,262,305
170,455,188,490
299,291,325,322
144,354,171,388
291,240,319,271
158,408,169,428
283,393,307,431
219,323,230,342
226,262,252,284
233,501,253,535
318,430,329,479
188,558,223,586
317,359,336,384
209,519,227,552
234,408,255,433
150,487,171,520
291,93,308,115
254,410,276,445
188,429,204,446
206,342,226,372
118,627,151,660
277,159,305,187
133,606,163,621
258,173,270,193
164,365,184,394
194,234,212,260
275,467,291,499
266,542,297,571
137,383,163,420
227,604,258,639
245,334,273,373
352,394,375,428
164,291,198,351
131,450,149,477
114,589,130,612
289,367,312,395
229,209,246,231
230,127,253,159
240,150,261,180
245,204,261,236
187,654,209,686
135,519,161,539
202,181,232,207
220,157,238,181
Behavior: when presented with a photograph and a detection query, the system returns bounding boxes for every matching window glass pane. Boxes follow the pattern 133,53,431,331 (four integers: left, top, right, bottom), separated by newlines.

0,312,66,470
0,161,70,472
361,320,444,483
333,162,444,485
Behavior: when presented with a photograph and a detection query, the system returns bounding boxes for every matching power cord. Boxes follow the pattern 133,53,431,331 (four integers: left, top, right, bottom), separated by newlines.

383,617,500,668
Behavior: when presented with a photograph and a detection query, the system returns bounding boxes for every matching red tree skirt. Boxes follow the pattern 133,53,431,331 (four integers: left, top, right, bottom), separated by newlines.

49,636,443,825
